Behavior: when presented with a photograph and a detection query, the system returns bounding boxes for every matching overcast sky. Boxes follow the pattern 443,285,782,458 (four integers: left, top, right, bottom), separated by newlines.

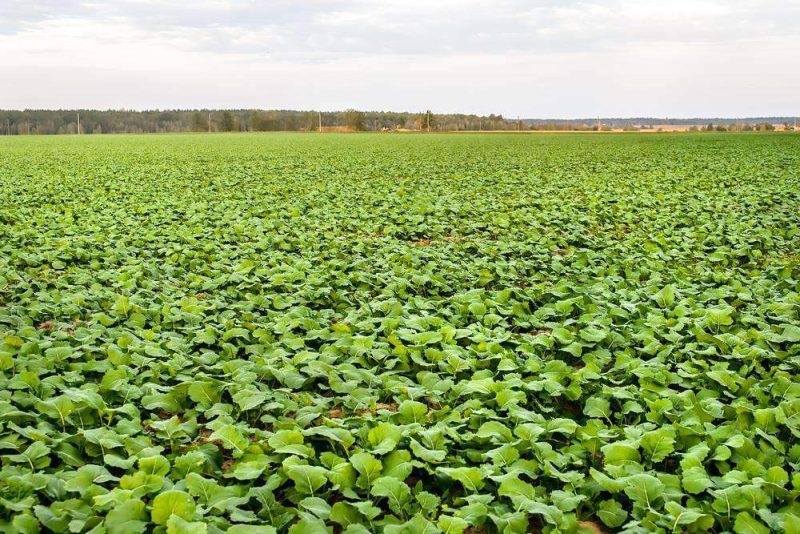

1,0,798,117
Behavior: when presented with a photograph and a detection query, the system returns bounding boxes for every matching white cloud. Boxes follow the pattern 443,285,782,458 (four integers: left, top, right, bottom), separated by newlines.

0,0,798,116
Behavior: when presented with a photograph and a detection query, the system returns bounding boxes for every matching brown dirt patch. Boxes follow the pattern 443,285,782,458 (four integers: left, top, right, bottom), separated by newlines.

527,329,553,336
579,520,606,533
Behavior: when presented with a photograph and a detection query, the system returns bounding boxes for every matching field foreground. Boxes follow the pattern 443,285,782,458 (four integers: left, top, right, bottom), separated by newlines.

1,133,799,533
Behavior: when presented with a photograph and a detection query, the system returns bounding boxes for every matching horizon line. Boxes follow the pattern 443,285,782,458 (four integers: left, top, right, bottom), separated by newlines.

1,108,799,122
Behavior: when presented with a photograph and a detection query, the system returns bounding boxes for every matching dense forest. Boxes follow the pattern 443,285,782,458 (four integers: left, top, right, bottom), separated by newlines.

0,109,796,134
0,109,521,135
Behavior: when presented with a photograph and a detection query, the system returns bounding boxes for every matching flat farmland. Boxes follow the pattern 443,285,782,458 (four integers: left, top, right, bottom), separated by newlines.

0,133,799,533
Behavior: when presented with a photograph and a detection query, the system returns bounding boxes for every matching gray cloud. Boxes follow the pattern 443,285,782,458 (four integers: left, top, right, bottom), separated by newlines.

2,0,798,59
1,1,798,116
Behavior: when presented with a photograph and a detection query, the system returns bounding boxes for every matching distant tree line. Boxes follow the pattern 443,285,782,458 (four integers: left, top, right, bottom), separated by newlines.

0,109,795,135
0,109,527,135
689,122,779,132
524,117,799,128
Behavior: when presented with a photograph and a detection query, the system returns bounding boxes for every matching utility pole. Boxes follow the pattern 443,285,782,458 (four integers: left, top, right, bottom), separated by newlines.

77,112,81,135
318,111,322,132
426,110,430,132
208,112,211,133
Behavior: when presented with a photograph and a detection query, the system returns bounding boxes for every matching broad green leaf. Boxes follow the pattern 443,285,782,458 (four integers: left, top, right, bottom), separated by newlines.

583,397,611,418
665,501,712,531
151,490,196,525
329,502,361,527
269,430,312,457
622,474,664,508
498,475,536,502
286,464,328,495
371,476,411,513
367,423,404,454
397,400,428,424
227,526,278,534
734,511,769,534
299,496,332,519
105,499,148,534
232,389,267,412
188,381,221,407
682,466,713,494
381,450,414,480
476,421,513,442
167,515,208,534
580,326,608,343
597,499,627,528
211,426,248,457
350,452,383,488
438,466,485,492
639,427,675,463
601,442,641,467
438,515,469,534
653,285,676,308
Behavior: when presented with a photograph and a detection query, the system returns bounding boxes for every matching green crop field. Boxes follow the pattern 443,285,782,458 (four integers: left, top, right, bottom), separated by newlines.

1,133,799,533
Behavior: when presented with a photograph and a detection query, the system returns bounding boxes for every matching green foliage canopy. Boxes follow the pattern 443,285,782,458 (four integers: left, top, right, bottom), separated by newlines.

0,132,799,532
